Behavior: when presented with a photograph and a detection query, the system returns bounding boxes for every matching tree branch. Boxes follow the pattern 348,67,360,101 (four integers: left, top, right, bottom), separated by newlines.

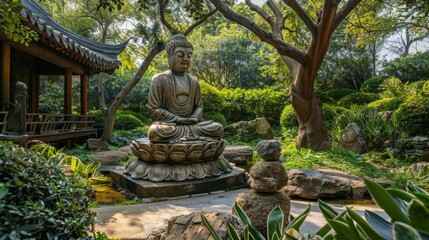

334,0,362,29
267,0,286,37
283,0,316,35
209,0,308,65
245,0,279,35
184,9,217,36
159,0,175,34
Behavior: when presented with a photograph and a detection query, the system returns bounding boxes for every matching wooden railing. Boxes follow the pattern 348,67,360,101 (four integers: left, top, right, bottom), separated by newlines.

26,114,97,143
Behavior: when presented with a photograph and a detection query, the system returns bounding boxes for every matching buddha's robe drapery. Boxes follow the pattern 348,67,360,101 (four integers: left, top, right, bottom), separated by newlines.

147,70,224,143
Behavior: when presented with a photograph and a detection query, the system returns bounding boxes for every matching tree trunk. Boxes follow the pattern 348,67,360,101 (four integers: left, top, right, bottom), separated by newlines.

100,46,163,142
290,70,331,151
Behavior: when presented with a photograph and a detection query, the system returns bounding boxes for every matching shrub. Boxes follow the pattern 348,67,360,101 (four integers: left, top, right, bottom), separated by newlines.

114,114,144,130
326,88,357,101
422,80,429,96
200,82,225,113
409,80,428,95
117,110,151,125
222,88,287,125
322,104,351,129
332,108,398,150
338,92,380,107
367,98,403,111
280,104,297,128
393,94,429,137
110,127,147,147
360,75,387,93
203,111,227,127
0,141,96,239
88,109,105,130
382,51,429,83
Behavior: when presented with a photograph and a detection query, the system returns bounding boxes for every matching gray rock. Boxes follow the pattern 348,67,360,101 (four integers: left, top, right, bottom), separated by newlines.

149,212,244,240
338,123,367,154
118,145,133,155
256,140,281,161
255,117,274,140
283,168,368,199
248,160,288,193
235,190,290,237
410,162,429,174
222,145,253,165
91,150,129,165
87,138,110,151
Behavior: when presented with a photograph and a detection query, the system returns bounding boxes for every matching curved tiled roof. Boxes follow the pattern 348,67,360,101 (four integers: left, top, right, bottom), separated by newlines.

20,0,128,72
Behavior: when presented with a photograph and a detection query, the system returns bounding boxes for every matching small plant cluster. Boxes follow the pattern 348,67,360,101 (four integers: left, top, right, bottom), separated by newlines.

0,141,97,239
203,179,429,240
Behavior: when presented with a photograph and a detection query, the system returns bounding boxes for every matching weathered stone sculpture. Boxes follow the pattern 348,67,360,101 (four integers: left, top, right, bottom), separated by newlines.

235,140,290,237
125,34,232,181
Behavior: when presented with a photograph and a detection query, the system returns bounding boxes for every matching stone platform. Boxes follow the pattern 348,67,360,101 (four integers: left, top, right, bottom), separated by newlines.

110,167,247,199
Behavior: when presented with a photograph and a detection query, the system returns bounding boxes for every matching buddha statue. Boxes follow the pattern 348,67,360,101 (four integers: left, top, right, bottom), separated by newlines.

125,34,232,182
147,34,224,143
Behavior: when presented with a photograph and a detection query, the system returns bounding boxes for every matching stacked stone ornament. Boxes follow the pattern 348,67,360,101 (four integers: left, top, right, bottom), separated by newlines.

235,140,290,237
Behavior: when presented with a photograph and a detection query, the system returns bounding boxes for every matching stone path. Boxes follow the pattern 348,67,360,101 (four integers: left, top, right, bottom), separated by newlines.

92,188,388,240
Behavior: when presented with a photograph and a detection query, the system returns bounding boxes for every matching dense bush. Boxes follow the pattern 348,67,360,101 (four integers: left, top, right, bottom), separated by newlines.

222,88,288,125
117,110,151,125
325,88,357,101
422,80,429,96
203,111,227,127
114,114,144,130
200,82,225,113
338,92,379,107
367,97,403,111
360,75,387,93
322,104,351,129
280,104,297,128
393,94,429,137
382,51,429,83
110,127,147,147
0,141,96,239
332,108,398,150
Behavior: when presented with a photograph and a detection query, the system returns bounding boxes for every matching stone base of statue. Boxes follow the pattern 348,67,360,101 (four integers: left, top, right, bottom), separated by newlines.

110,138,247,198
124,138,232,181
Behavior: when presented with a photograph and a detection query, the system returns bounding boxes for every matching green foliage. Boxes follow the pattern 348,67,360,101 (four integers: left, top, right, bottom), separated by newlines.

280,104,298,128
422,81,429,96
117,110,151,125
367,98,403,111
382,52,429,83
114,114,144,131
332,108,399,150
338,92,380,107
222,88,288,125
379,77,415,99
202,202,311,240
203,112,227,127
317,179,429,240
88,109,105,130
110,127,147,147
326,88,358,101
322,104,351,129
200,82,225,113
0,1,38,44
361,76,388,93
0,141,96,239
393,94,429,137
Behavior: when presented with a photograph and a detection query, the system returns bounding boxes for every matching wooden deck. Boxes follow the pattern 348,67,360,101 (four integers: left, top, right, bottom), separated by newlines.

0,113,97,144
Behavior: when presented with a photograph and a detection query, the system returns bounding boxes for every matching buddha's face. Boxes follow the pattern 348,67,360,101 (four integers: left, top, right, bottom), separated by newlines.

169,46,193,74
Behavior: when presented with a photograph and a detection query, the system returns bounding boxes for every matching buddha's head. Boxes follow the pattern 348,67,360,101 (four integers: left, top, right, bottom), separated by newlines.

165,34,193,74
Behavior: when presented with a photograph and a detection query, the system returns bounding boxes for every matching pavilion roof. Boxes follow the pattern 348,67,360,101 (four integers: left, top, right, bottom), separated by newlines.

20,0,128,73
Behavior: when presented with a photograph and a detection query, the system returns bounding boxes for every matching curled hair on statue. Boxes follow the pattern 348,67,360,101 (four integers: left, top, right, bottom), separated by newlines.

165,34,193,56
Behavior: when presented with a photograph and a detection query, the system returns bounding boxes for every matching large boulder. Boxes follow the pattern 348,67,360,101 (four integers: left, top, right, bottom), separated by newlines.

235,190,290,237
91,150,129,165
222,145,253,165
147,212,244,240
87,138,110,151
338,123,367,154
283,168,368,199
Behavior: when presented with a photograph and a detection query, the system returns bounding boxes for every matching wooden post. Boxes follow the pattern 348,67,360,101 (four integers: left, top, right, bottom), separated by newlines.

0,40,11,110
80,74,88,115
64,68,72,114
